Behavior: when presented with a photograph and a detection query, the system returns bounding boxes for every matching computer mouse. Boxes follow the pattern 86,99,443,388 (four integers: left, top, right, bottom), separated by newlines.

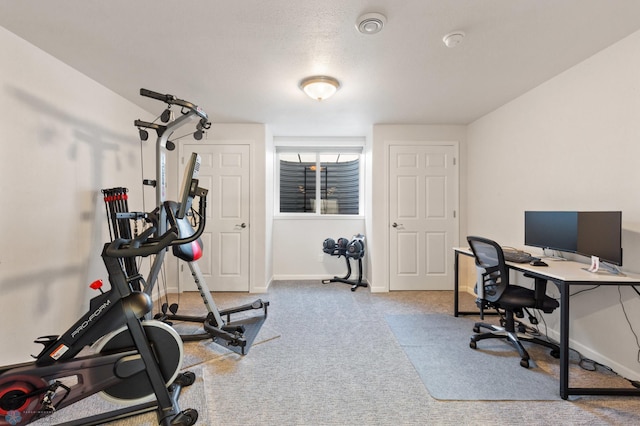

530,259,548,267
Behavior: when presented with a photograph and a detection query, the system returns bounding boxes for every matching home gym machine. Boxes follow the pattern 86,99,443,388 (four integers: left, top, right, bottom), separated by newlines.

0,203,202,426
120,89,268,355
321,234,367,291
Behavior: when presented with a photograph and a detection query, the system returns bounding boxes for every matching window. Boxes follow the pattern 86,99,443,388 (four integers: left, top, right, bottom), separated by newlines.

278,150,361,215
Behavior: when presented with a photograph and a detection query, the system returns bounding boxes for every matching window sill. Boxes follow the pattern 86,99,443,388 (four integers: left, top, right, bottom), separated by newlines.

274,214,364,220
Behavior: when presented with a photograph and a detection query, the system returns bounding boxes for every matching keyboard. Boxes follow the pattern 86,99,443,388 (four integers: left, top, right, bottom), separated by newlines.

502,249,535,263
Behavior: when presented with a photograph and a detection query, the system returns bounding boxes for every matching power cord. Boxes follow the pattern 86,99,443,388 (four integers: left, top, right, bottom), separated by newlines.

618,285,640,363
570,348,640,388
575,353,597,371
568,285,601,297
562,288,640,388
520,309,555,345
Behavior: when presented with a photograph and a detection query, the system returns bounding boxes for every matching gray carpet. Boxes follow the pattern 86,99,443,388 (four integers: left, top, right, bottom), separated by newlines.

385,313,561,400
24,283,640,425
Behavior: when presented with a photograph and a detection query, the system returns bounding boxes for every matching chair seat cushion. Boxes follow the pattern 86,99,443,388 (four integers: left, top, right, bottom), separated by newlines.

498,285,559,312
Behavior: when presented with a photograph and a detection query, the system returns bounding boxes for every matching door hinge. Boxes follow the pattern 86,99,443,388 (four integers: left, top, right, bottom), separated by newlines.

453,157,457,166
453,210,457,218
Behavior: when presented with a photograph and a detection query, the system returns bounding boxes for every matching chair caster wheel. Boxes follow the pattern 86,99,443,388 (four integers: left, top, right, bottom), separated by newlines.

469,340,477,349
520,359,530,368
550,349,560,359
473,325,480,333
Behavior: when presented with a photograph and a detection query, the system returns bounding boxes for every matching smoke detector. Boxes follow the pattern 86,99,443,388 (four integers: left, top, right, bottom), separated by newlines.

443,31,465,48
356,12,387,35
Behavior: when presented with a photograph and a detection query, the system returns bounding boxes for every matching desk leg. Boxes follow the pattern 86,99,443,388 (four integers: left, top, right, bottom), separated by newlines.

454,250,460,317
559,282,570,400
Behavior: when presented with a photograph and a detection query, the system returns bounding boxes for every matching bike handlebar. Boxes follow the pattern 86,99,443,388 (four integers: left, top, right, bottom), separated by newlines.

105,226,178,258
104,194,207,258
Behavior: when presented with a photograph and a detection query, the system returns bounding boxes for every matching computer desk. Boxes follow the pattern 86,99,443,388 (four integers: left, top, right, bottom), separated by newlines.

453,247,640,400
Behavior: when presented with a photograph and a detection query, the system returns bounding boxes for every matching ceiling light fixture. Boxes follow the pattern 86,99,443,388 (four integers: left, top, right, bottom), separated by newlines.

356,12,387,35
299,76,341,101
443,31,465,48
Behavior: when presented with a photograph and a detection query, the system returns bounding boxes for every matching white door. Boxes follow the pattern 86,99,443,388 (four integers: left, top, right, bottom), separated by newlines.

389,144,458,290
179,144,250,292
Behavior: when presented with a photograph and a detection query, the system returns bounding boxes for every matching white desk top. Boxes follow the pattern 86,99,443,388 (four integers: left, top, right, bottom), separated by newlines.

454,247,640,284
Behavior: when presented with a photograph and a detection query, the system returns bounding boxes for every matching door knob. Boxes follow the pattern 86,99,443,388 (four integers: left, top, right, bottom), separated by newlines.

392,222,402,228
237,222,247,228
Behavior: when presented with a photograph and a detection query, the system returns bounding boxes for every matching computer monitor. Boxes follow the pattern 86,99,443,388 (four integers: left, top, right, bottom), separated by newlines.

576,211,623,266
524,211,622,266
524,211,578,253
177,152,201,219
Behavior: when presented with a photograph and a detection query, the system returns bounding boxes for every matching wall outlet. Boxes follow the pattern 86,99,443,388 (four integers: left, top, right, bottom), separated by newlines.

317,254,325,263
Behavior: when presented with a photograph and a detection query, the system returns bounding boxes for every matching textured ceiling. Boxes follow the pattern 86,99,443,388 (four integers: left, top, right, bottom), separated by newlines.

1,0,640,136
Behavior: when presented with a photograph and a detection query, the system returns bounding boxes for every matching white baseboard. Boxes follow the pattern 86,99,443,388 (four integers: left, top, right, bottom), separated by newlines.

272,274,333,281
250,279,271,294
545,328,640,382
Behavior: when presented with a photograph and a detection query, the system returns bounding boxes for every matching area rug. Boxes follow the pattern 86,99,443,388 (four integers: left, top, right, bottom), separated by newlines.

385,313,560,400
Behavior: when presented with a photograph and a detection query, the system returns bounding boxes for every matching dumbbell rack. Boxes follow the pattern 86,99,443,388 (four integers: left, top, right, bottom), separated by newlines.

322,235,368,291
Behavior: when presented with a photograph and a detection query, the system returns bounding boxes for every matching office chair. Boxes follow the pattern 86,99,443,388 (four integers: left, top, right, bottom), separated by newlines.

467,236,560,368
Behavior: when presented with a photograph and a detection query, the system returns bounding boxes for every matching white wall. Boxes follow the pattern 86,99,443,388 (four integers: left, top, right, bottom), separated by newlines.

467,29,640,380
0,27,154,364
271,137,367,280
265,127,275,287
272,218,366,280
0,27,270,366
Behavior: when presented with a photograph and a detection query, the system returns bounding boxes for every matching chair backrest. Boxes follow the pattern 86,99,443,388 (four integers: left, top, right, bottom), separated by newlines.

467,236,509,303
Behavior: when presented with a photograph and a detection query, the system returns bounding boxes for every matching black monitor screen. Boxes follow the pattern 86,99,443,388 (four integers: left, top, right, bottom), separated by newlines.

525,211,578,253
577,211,622,266
524,211,622,265
178,152,201,219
